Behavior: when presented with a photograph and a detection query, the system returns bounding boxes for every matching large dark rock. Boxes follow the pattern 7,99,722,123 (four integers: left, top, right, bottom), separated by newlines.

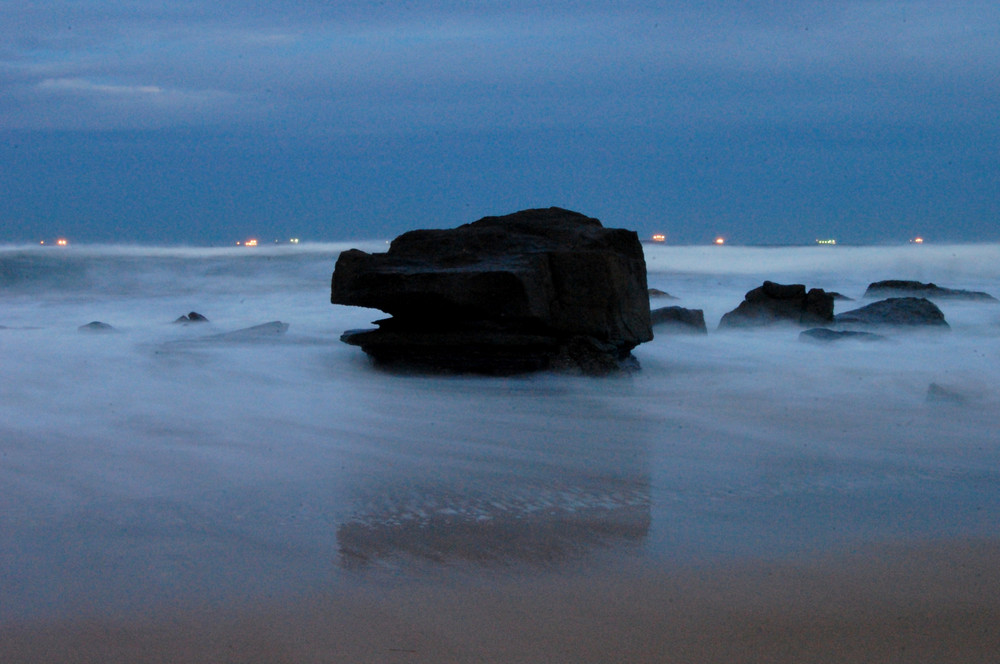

650,306,707,334
835,297,949,328
331,208,652,374
718,281,834,329
864,280,997,302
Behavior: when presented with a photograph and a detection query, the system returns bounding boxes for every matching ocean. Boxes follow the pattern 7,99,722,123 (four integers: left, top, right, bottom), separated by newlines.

2,241,999,658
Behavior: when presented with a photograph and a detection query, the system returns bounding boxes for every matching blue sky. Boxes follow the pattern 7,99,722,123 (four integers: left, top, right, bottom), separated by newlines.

2,1,998,244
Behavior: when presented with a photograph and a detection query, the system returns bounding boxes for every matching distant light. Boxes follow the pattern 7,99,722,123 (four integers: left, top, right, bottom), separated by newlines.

651,234,666,243
289,237,300,244
911,237,924,244
56,238,68,246
244,238,258,247
40,240,45,245
714,237,725,245
816,239,837,245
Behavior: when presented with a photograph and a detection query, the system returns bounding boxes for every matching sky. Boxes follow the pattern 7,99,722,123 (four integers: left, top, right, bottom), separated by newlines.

2,1,998,245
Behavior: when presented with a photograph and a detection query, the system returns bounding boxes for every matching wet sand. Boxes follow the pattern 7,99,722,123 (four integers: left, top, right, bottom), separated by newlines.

3,538,998,664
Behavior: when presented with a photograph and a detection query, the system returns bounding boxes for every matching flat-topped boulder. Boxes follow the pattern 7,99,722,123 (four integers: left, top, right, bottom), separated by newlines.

864,280,997,302
331,207,652,374
718,281,834,329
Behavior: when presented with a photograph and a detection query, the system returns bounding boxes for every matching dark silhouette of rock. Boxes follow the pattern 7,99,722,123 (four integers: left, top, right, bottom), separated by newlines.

926,382,968,405
78,321,115,333
864,280,997,302
799,328,886,343
207,321,289,341
331,207,652,374
647,288,677,299
718,281,834,329
174,311,209,324
650,306,707,334
835,297,949,328
829,292,853,301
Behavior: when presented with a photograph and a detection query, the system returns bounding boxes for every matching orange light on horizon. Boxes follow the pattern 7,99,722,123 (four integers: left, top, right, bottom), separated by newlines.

56,238,68,246
651,234,666,242
244,238,258,247
714,237,725,245
911,237,924,244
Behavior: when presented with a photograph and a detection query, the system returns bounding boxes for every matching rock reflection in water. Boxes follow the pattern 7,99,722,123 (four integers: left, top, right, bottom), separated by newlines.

337,476,650,566
333,371,654,568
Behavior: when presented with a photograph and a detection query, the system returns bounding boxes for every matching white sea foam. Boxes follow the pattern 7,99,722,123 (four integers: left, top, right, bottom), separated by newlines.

1,242,998,620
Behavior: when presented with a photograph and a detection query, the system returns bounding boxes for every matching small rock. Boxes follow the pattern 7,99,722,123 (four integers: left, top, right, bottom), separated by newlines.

799,328,886,343
78,321,115,333
174,311,209,324
647,288,677,299
650,306,707,334
926,383,968,405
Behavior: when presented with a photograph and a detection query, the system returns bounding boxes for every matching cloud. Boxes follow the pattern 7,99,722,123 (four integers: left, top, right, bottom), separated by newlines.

2,1,998,133
37,77,164,96
2,75,245,130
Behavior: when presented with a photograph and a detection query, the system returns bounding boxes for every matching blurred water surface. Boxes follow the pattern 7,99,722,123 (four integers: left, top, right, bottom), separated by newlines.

2,242,999,621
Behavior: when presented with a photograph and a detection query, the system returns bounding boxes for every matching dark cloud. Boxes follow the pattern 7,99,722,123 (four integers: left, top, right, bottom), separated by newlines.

1,1,998,243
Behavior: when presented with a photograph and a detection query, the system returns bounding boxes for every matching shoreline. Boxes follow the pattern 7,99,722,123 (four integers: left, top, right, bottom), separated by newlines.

4,537,998,663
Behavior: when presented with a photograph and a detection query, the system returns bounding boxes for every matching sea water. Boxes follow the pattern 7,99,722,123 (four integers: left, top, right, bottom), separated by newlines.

2,242,999,622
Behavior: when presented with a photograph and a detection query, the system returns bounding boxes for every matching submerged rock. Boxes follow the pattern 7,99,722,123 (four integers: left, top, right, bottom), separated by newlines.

205,321,290,341
647,288,677,299
926,382,969,405
835,297,949,328
650,306,707,334
718,281,834,329
864,280,997,302
331,207,652,374
799,328,886,343
78,321,115,333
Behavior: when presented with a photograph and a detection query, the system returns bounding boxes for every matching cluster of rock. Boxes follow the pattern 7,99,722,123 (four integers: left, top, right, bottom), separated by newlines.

705,277,996,343
329,209,997,371
331,208,652,375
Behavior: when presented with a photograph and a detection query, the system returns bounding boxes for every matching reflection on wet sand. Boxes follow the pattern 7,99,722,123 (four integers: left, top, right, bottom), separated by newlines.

337,476,650,565
333,374,655,568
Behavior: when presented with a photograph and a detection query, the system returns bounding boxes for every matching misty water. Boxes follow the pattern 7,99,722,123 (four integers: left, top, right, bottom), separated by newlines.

2,242,999,623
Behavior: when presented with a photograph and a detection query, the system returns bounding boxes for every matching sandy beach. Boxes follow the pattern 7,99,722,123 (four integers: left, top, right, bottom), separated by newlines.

3,538,998,663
